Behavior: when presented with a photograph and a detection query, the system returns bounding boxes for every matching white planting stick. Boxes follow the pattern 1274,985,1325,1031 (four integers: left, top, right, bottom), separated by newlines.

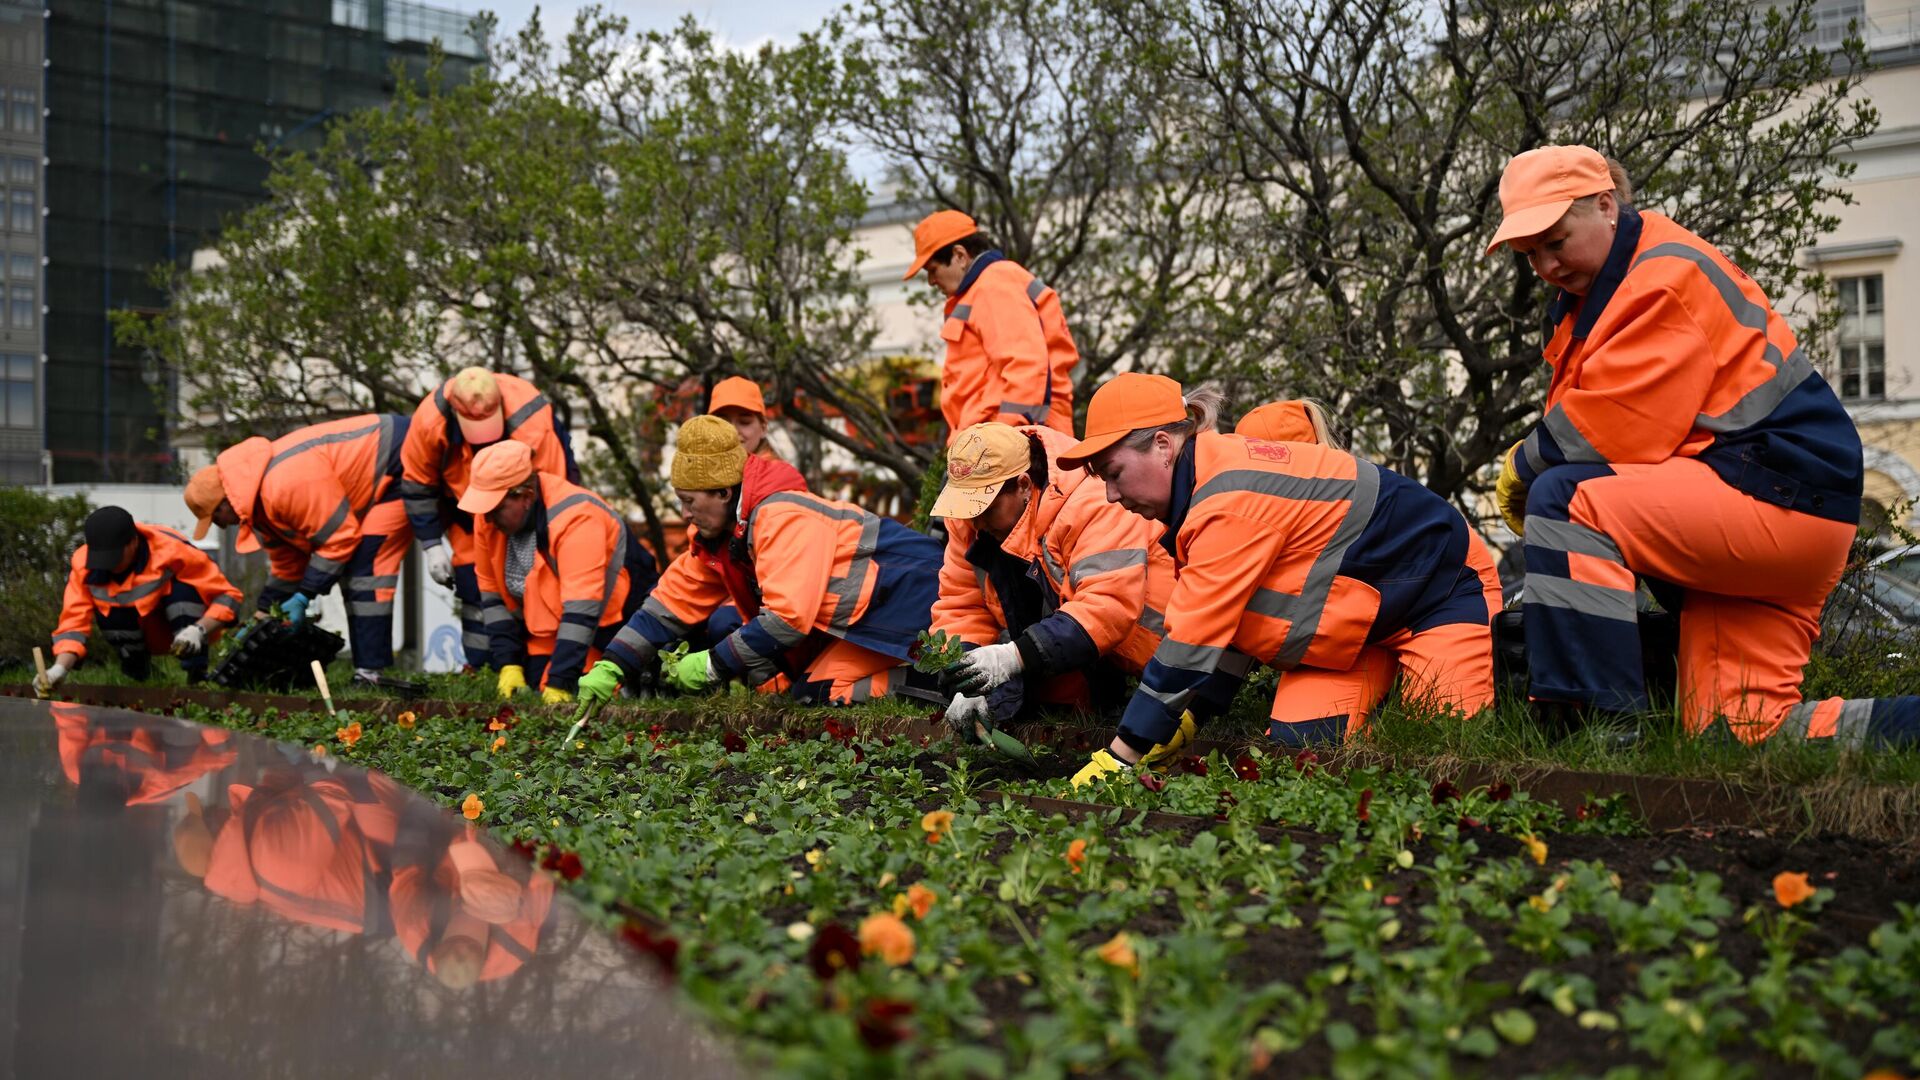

32,647,49,698
311,660,337,718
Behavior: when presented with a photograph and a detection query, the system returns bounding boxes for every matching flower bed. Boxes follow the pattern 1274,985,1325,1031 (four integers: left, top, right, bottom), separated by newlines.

155,700,1920,1075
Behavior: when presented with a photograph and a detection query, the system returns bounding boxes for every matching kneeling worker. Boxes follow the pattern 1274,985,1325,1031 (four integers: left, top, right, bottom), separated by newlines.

459,441,654,703
1061,375,1503,786
930,422,1174,731
37,506,245,694
576,415,944,709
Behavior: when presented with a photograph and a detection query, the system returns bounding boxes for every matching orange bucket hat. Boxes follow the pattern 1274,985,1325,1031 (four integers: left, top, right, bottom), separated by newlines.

1056,373,1187,470
457,440,535,515
708,376,767,417
903,209,978,280
185,465,226,540
1485,145,1615,255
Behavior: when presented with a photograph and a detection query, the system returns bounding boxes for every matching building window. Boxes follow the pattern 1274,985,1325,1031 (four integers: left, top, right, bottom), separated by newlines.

8,190,29,234
2,353,32,429
8,253,31,281
8,285,30,330
8,157,30,185
9,89,34,136
1836,274,1885,401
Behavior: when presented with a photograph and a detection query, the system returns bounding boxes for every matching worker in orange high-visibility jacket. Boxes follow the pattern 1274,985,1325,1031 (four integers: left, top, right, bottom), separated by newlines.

905,210,1079,437
930,422,1174,735
37,506,245,693
399,367,577,668
54,704,237,807
709,375,784,462
458,440,656,704
1487,145,1920,748
185,414,412,685
1058,375,1502,786
388,813,555,989
575,415,945,710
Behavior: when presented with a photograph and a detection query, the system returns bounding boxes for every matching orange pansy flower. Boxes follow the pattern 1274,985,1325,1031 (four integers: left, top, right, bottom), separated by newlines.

461,793,484,820
1066,838,1088,875
921,810,954,845
858,912,916,966
1773,871,1815,909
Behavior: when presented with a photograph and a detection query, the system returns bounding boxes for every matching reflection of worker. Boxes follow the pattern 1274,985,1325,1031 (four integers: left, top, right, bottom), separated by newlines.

708,376,782,461
930,422,1172,732
53,704,237,806
1487,145,1920,747
905,210,1079,438
389,816,555,988
400,367,577,668
185,415,411,685
460,441,655,703
195,766,406,935
1061,375,1502,786
38,507,244,693
577,416,943,707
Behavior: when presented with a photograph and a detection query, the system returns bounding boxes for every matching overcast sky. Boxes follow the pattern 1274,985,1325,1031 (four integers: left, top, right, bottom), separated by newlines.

449,0,844,50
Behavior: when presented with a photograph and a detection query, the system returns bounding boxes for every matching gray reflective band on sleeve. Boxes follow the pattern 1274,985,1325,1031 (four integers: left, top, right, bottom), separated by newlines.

562,599,603,618
1026,278,1047,303
950,304,972,321
1191,470,1356,508
90,572,174,605
756,611,810,647
1275,461,1382,668
267,418,384,471
503,393,549,434
53,631,88,644
1523,517,1623,563
348,600,395,617
1153,638,1228,672
1541,405,1606,465
557,622,597,645
999,401,1047,422
309,498,352,549
308,555,346,576
348,574,399,591
1068,548,1146,587
1696,348,1816,435
1525,574,1637,623
826,515,882,632
641,595,691,636
613,624,659,663
1139,607,1167,636
165,601,206,621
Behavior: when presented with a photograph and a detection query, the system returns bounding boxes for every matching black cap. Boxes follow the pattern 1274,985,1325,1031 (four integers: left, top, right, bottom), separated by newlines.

83,506,138,571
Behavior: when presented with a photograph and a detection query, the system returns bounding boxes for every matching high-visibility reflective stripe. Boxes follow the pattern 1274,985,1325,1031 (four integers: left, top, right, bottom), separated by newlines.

503,393,549,435
1779,700,1819,739
1218,648,1256,678
1191,469,1356,507
751,491,870,528
951,304,972,321
1531,404,1606,467
482,605,518,627
310,498,351,549
640,595,691,636
1069,548,1146,587
756,610,809,647
1276,460,1382,668
1246,587,1309,622
1140,607,1166,636
210,594,242,612
1831,698,1877,748
827,516,882,632
1698,347,1816,435
90,572,173,605
53,631,88,645
493,931,537,964
166,601,206,621
462,628,490,651
1039,542,1068,589
557,622,597,645
613,625,656,656
1520,434,1551,477
561,599,602,618
1526,574,1636,622
349,574,399,592
267,418,383,471
1525,517,1623,562
348,600,394,617
309,555,346,576
1026,278,1047,303
1155,639,1227,672
999,400,1046,421
372,414,400,491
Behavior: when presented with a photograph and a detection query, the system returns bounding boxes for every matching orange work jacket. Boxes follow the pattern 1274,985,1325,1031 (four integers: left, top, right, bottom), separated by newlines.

939,255,1078,436
399,373,573,545
52,523,244,661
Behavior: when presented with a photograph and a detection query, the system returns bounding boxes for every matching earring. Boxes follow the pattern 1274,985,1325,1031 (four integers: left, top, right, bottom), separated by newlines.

1610,220,1617,229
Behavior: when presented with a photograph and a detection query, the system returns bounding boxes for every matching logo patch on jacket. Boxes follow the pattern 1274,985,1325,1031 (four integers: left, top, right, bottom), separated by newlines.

1245,440,1292,463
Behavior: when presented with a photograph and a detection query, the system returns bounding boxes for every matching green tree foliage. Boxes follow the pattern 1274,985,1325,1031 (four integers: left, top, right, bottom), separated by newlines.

0,487,92,668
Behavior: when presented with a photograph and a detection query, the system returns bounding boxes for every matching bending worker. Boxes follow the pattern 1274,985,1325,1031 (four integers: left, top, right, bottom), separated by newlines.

905,210,1079,436
1488,144,1920,746
458,441,654,703
37,506,244,694
930,421,1174,732
1062,374,1502,785
185,414,412,686
575,415,944,708
399,367,576,668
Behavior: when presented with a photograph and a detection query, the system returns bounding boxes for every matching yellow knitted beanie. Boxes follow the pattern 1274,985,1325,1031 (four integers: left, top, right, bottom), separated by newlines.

671,414,748,491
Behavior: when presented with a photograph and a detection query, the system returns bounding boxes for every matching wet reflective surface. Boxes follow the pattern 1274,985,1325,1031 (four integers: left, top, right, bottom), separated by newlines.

0,698,738,1080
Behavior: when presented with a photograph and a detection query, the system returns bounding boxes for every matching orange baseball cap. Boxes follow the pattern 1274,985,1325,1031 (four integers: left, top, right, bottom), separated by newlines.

457,440,535,516
446,367,505,444
903,209,978,280
1056,373,1187,470
708,376,766,417
932,423,1033,520
1485,145,1615,255
1235,400,1319,444
184,465,226,540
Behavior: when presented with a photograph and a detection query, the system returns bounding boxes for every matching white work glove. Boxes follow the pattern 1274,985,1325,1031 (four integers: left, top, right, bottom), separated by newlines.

951,641,1024,696
34,662,68,697
944,693,992,738
423,542,455,588
171,624,207,657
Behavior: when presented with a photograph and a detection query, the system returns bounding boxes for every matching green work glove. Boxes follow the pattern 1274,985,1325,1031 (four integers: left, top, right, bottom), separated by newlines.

575,660,624,710
1138,710,1199,770
1070,749,1133,789
495,664,528,699
662,649,716,693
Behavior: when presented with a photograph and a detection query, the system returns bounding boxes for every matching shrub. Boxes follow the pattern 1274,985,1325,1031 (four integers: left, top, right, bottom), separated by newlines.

0,487,93,670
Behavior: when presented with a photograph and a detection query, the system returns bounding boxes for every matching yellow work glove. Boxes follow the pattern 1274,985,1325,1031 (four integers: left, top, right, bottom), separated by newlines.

1070,749,1133,789
495,664,528,699
541,685,574,705
1495,441,1528,537
1138,710,1199,770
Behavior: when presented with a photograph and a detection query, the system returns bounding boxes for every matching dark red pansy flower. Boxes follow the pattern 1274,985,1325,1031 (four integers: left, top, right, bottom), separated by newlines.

509,838,540,862
1355,788,1373,822
492,704,516,725
856,997,915,1050
1290,749,1318,774
852,744,865,764
1430,779,1461,805
1136,770,1167,793
1487,781,1513,802
1574,802,1597,821
1214,788,1238,821
1178,755,1210,776
1458,815,1482,830
620,921,680,979
552,851,584,880
1235,754,1263,782
824,719,857,745
648,723,667,738
722,731,748,755
808,923,861,980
